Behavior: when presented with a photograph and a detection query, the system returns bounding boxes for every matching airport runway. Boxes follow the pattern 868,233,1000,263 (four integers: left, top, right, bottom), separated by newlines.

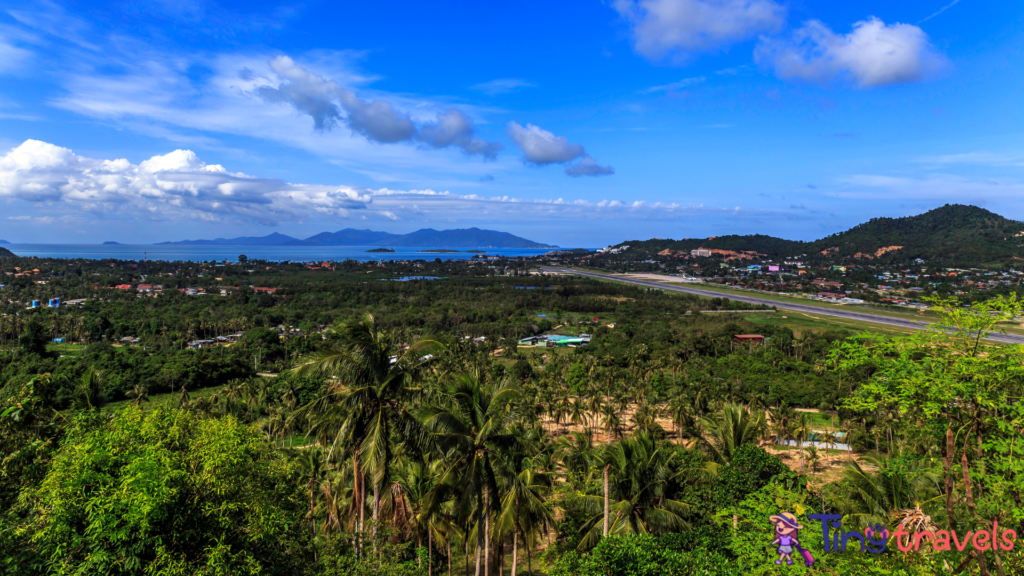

545,267,1024,345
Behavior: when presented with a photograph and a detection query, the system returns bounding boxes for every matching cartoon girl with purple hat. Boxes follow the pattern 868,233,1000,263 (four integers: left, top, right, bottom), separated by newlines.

770,512,813,566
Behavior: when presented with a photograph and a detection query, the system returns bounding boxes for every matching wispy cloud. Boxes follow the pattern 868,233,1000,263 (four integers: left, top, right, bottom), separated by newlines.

915,151,1024,167
919,0,961,24
837,173,1024,201
639,76,706,94
470,78,535,95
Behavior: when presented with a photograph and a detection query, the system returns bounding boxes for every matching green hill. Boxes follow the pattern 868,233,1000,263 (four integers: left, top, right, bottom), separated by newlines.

0,246,14,258
811,204,1024,262
618,234,805,259
611,204,1024,264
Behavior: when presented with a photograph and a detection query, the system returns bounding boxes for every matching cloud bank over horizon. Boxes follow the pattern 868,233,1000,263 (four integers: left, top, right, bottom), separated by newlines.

0,139,762,234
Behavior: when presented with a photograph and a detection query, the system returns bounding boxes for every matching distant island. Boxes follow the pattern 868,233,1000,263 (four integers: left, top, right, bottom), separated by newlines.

158,227,557,249
102,241,122,245
0,239,9,245
418,249,463,253
366,248,396,253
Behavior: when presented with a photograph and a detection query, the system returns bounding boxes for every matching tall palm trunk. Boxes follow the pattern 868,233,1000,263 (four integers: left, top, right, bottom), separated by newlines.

603,465,610,536
484,485,491,576
373,480,380,553
526,531,533,576
428,528,433,576
511,524,519,576
475,494,484,576
354,451,364,559
448,533,452,576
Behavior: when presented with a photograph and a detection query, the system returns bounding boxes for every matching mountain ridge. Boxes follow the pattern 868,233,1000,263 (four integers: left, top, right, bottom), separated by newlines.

616,205,1024,264
157,232,300,246
158,227,556,249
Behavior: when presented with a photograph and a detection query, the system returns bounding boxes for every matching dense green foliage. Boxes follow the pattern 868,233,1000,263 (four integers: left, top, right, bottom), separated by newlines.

1,260,1022,575
13,408,306,575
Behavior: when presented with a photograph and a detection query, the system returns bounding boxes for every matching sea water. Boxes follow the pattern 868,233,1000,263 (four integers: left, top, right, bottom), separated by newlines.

3,244,565,263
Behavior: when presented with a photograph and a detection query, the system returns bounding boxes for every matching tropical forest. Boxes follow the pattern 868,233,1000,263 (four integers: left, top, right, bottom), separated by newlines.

0,254,1021,576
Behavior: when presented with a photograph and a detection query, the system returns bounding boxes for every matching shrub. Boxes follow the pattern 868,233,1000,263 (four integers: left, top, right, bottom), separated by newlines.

550,534,740,576
15,407,307,575
713,446,789,507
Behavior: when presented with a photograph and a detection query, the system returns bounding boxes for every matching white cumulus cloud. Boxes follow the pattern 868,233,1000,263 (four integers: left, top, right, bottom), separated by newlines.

614,0,785,62
0,139,370,225
755,17,950,88
505,122,613,177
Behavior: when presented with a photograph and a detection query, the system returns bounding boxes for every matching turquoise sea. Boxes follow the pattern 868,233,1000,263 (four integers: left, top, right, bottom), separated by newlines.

2,244,566,263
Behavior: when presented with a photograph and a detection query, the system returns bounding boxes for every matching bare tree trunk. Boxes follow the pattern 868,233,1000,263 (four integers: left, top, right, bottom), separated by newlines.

355,452,364,560
526,535,533,576
511,526,519,576
429,529,433,576
448,534,452,576
603,465,610,536
484,485,491,576
373,480,380,554
475,499,483,576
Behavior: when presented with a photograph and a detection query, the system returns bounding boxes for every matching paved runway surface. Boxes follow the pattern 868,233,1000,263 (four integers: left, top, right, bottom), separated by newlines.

545,267,1024,345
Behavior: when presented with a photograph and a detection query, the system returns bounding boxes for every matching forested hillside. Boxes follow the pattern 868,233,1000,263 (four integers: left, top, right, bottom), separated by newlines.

811,203,1024,261
611,204,1024,265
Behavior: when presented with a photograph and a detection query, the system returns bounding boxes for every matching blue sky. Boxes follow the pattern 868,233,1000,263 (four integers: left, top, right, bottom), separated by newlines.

1,0,1023,247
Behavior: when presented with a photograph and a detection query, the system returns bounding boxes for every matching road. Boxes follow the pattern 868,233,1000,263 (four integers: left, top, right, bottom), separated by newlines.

545,267,1024,345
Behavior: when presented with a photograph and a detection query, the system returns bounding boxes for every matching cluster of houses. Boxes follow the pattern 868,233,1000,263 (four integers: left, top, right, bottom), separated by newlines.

99,285,278,297
187,332,247,349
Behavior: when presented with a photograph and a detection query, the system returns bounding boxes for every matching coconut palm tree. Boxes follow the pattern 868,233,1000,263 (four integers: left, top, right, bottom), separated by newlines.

601,406,623,441
698,403,767,465
418,374,520,576
294,314,437,549
496,452,553,576
837,452,942,530
575,432,691,550
67,368,106,411
568,397,586,431
556,430,598,487
804,446,823,472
